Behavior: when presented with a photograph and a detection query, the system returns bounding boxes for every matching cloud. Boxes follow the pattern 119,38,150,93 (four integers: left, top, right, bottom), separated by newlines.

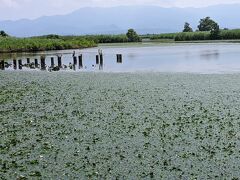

0,0,19,7
0,0,240,20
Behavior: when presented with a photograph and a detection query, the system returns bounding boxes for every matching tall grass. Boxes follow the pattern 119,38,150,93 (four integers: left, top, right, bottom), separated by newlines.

147,29,240,41
35,34,130,43
81,35,129,43
0,37,96,53
144,33,177,40
220,29,240,40
174,31,210,41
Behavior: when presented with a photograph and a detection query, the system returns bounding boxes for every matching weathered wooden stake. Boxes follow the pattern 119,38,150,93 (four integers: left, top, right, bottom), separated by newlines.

51,57,54,68
0,60,4,70
78,55,83,69
27,58,30,64
99,54,103,70
73,56,77,70
18,59,23,70
13,59,17,70
40,56,46,70
96,55,99,64
58,56,62,68
34,59,38,68
117,54,122,63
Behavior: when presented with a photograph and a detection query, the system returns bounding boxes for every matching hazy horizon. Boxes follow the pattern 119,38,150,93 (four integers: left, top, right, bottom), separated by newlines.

1,0,240,20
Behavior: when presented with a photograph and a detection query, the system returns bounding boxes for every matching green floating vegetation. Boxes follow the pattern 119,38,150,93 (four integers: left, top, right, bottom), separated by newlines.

0,71,240,179
0,36,96,53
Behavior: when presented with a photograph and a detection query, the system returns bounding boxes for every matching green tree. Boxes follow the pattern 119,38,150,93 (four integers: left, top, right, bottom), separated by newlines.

183,22,193,32
198,17,219,31
210,22,220,40
126,29,141,42
0,30,9,37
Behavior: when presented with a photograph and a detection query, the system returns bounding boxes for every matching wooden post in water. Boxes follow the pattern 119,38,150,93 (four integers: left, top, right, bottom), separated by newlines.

99,53,103,70
78,55,83,69
40,56,46,70
18,59,23,70
58,56,62,68
13,59,17,70
73,56,77,70
0,60,4,70
96,55,99,64
51,57,54,68
27,58,30,64
34,59,38,68
117,54,122,63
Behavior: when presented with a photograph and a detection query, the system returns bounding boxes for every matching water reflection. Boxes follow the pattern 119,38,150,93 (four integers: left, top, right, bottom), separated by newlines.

200,50,219,60
0,50,124,72
1,43,240,73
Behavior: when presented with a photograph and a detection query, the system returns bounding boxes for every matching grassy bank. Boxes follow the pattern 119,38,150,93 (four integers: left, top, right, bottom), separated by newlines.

1,71,240,179
0,36,96,53
79,34,129,43
0,34,138,53
36,34,131,43
147,29,240,41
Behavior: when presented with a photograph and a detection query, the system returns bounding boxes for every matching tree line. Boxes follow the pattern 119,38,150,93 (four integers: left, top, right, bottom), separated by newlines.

182,17,220,40
149,17,240,41
0,29,142,53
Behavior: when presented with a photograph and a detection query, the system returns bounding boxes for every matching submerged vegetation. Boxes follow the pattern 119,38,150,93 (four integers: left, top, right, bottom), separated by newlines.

1,71,240,179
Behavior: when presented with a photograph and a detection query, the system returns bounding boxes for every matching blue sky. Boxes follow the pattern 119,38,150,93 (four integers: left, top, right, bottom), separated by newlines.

1,0,240,20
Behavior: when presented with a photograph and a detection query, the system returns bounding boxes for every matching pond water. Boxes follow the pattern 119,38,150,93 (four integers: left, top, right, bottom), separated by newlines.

1,42,240,73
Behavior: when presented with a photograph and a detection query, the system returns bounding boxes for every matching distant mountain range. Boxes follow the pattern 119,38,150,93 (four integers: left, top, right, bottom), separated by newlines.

1,4,240,37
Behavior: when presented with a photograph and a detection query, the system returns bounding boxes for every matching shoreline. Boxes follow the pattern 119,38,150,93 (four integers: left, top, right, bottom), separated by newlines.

1,39,240,54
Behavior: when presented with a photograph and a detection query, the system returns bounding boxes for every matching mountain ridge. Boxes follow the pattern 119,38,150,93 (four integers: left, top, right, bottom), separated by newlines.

1,4,240,37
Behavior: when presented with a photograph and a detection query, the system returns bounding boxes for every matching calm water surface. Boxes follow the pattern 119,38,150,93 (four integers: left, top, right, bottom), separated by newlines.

1,43,240,73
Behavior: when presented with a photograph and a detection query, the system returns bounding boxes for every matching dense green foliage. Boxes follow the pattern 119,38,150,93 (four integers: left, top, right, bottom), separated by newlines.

174,31,210,41
210,22,220,40
126,29,141,42
147,17,222,41
219,29,240,39
147,33,177,40
0,30,139,53
175,29,240,41
0,30,9,37
183,22,193,32
80,34,129,43
35,34,134,43
62,29,142,43
0,36,96,53
146,29,240,41
198,17,218,31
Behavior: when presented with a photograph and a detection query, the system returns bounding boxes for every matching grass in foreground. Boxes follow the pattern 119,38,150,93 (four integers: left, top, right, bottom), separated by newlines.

0,71,240,179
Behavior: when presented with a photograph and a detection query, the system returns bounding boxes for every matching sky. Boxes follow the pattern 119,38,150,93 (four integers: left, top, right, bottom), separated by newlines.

1,0,240,20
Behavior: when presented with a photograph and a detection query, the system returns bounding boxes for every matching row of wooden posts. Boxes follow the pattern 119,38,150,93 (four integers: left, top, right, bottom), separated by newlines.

0,53,122,70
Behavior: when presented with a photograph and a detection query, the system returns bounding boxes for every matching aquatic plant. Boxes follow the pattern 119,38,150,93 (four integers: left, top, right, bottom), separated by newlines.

0,71,240,179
